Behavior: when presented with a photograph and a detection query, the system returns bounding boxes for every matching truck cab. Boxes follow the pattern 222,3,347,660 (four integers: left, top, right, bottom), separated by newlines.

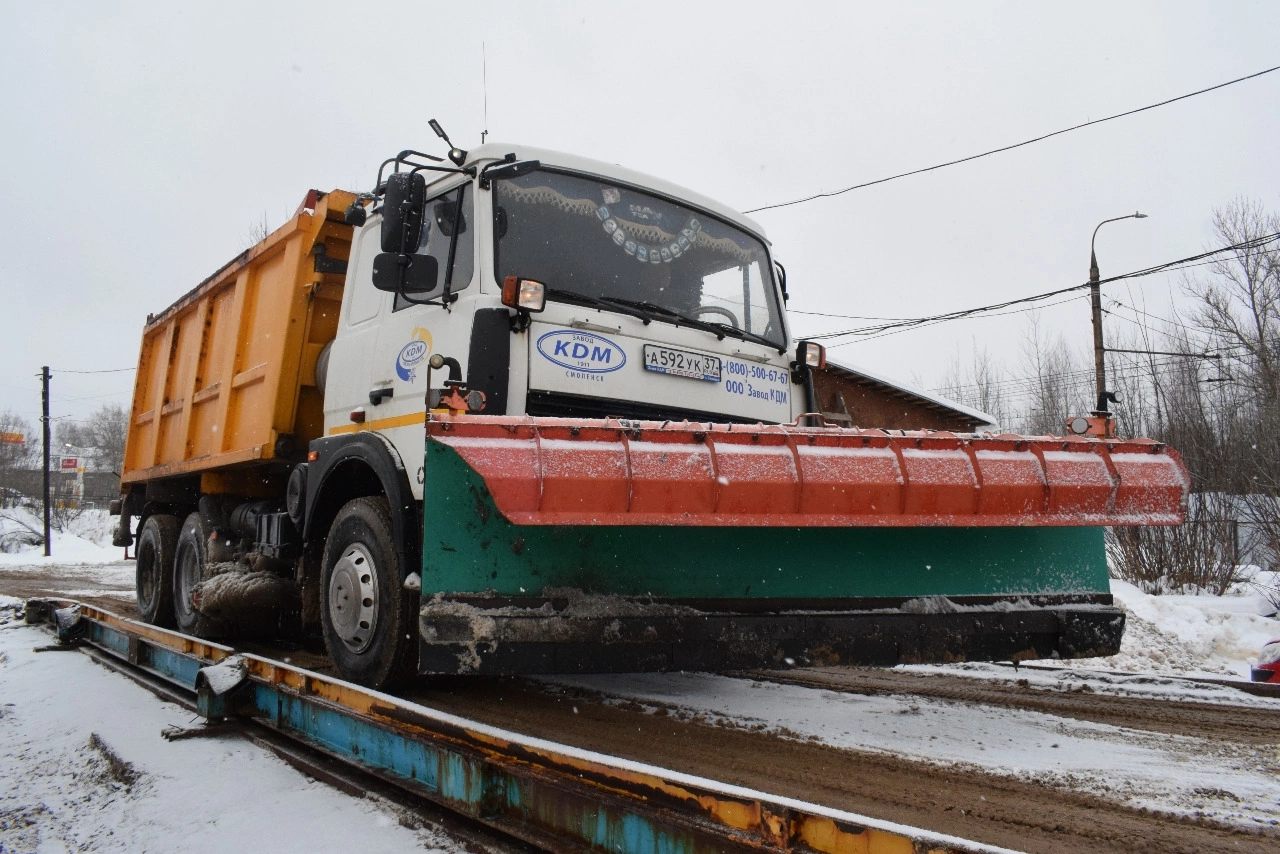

322,144,802,503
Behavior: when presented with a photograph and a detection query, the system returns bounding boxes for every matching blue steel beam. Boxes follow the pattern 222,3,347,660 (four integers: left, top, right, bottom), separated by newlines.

26,599,1023,854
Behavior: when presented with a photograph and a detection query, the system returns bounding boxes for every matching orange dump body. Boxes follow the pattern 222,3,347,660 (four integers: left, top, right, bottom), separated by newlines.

426,414,1190,527
121,191,354,494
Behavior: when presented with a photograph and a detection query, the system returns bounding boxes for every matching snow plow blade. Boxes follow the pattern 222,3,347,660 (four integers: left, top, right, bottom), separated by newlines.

417,415,1187,674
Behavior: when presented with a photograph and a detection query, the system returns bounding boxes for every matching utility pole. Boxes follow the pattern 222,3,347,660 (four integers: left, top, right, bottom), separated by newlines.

1088,261,1107,412
1088,212,1147,413
40,365,51,556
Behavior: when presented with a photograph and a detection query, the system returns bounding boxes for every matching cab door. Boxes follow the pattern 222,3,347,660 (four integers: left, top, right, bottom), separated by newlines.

325,223,388,436
369,180,476,499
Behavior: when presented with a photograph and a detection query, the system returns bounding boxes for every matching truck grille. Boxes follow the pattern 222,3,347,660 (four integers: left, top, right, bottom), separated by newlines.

524,391,762,425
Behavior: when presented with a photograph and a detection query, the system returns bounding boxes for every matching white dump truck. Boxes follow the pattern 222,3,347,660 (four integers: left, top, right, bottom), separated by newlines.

116,137,1183,688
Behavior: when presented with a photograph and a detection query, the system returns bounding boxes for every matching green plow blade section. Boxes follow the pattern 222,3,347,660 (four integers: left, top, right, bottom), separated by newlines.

421,439,1110,600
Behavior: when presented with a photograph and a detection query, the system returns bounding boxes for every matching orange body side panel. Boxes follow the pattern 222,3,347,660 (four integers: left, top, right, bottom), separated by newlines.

426,415,1190,528
121,191,355,488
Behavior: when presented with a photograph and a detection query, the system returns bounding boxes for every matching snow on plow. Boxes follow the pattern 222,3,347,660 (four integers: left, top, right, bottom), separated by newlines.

416,415,1189,674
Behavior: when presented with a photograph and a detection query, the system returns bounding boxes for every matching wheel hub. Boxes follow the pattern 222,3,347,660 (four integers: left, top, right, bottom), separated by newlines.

329,543,378,654
175,545,200,621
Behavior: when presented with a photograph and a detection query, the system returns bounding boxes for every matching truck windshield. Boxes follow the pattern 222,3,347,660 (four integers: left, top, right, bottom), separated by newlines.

493,171,785,348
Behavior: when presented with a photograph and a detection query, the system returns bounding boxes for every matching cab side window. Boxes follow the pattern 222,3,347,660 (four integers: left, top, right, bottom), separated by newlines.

393,183,474,312
347,225,385,325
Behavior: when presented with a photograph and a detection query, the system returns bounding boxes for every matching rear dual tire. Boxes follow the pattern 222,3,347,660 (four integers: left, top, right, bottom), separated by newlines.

135,512,220,637
173,512,223,637
135,514,179,627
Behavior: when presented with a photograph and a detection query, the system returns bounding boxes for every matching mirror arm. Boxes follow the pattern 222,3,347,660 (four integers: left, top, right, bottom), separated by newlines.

477,153,518,190
393,287,445,308
440,186,466,312
774,260,788,303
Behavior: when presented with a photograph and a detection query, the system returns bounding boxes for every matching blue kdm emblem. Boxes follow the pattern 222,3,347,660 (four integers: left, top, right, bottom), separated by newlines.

536,330,626,373
396,335,430,381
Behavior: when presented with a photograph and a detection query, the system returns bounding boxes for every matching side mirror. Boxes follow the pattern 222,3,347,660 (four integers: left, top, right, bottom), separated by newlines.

380,171,426,253
480,159,541,188
371,252,439,294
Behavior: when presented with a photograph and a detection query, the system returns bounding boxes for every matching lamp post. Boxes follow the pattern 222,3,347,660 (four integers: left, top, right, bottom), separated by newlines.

1088,212,1147,413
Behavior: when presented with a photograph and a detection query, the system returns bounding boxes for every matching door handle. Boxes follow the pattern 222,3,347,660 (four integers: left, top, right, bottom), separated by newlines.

368,387,394,406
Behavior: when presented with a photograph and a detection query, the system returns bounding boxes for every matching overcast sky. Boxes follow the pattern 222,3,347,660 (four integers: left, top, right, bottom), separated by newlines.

1,1,1277,432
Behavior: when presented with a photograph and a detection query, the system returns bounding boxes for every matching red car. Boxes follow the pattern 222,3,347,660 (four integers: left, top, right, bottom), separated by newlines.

1253,639,1280,683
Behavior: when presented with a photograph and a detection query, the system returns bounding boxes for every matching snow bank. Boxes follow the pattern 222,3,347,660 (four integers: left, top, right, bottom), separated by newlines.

1062,578,1279,679
0,507,124,565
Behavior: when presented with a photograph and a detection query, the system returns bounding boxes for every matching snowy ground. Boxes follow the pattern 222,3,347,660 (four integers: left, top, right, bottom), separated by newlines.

1,519,1278,845
549,576,1280,830
550,668,1280,829
0,597,464,854
0,508,122,566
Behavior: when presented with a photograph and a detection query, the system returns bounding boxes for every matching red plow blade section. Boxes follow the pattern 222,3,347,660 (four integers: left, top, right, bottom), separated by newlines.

426,415,1189,528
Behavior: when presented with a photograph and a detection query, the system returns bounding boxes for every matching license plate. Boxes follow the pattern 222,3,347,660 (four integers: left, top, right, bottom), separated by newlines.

643,344,722,382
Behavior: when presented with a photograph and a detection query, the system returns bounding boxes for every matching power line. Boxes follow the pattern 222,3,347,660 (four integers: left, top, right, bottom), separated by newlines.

53,390,133,403
810,231,1280,346
50,367,135,374
789,309,918,321
934,354,1187,395
792,293,1087,323
933,356,1214,405
745,63,1280,214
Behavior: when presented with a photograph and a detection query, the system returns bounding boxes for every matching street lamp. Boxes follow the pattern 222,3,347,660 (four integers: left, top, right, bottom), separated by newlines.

1088,212,1147,414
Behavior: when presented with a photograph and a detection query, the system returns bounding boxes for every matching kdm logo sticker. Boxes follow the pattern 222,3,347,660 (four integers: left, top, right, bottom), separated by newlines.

536,330,626,373
395,327,433,381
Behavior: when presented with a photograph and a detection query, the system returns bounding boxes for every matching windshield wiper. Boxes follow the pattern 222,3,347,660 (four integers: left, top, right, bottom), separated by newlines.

594,296,731,340
701,322,787,353
545,289,652,324
548,292,785,352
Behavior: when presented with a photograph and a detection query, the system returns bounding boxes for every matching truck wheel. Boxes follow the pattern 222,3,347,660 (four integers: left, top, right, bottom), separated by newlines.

173,512,215,637
136,515,179,627
320,497,417,689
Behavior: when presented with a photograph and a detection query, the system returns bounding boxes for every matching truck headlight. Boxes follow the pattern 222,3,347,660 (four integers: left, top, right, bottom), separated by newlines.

796,340,826,369
502,277,546,312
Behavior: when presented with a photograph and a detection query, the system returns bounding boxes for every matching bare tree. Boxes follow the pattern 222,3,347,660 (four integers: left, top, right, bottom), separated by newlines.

54,418,89,449
1018,315,1090,435
0,410,34,475
1180,198,1280,573
244,210,271,249
85,403,128,474
935,342,1011,429
53,404,129,474
1106,492,1242,594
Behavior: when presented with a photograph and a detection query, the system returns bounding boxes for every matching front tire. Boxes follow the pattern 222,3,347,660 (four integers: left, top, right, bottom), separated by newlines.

136,514,179,627
320,497,417,689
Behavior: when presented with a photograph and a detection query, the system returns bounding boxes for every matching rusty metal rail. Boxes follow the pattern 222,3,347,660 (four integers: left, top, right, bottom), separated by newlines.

26,598,1024,854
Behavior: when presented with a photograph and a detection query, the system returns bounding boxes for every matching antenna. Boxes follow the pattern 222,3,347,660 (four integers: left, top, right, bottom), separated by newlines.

481,42,489,144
